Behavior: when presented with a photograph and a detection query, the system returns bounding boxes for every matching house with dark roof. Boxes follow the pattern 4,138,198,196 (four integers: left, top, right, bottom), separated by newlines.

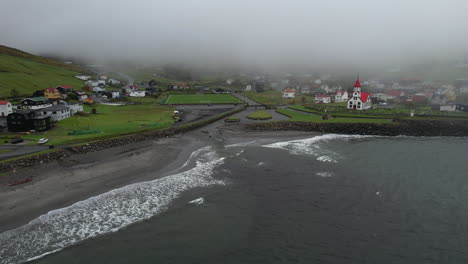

347,77,372,110
19,97,52,110
315,94,331,104
7,111,51,132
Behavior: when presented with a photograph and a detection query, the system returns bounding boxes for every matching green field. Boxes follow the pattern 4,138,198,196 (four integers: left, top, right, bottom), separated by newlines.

0,54,85,97
247,110,273,120
3,104,175,145
165,94,242,104
276,109,392,123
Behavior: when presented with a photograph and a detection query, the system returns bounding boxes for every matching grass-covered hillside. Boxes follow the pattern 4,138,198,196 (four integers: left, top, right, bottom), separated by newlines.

0,45,88,98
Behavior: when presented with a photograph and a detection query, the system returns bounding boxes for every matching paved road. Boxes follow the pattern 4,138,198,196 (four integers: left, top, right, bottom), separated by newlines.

231,93,262,106
0,145,50,161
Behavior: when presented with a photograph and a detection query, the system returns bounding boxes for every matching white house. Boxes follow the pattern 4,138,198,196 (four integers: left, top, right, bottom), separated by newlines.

440,104,457,112
60,102,83,114
73,91,88,101
75,75,91,81
129,90,145,97
97,80,106,86
372,93,395,102
93,87,105,92
108,79,121,85
86,80,100,87
99,74,108,80
38,105,72,121
282,89,296,98
315,94,331,104
244,84,253,91
109,90,121,98
347,77,372,110
0,101,12,117
335,90,349,102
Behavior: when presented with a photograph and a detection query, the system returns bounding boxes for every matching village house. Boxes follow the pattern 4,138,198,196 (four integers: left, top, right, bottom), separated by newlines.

19,97,53,110
315,94,331,104
60,102,83,114
335,90,349,102
7,110,51,132
347,77,372,110
72,91,88,101
109,90,122,98
93,86,105,92
371,93,395,102
301,85,312,94
38,105,72,121
75,75,91,81
99,74,108,80
129,90,145,97
0,101,13,117
56,85,73,94
282,88,296,98
108,79,121,85
44,87,63,100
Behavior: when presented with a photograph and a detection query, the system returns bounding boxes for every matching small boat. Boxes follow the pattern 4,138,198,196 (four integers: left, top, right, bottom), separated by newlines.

37,138,49,144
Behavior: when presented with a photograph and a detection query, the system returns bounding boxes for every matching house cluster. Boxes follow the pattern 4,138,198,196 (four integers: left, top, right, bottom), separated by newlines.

4,97,83,132
0,84,86,132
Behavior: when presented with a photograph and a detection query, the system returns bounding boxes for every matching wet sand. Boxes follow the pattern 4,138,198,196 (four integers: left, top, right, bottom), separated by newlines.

0,121,319,233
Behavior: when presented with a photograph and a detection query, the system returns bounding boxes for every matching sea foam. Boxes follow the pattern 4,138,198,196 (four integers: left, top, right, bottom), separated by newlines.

262,134,373,162
0,148,225,264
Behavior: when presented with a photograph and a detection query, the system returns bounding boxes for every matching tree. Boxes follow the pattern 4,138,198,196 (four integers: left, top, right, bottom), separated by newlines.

301,96,306,104
10,88,19,98
67,92,79,101
91,108,97,114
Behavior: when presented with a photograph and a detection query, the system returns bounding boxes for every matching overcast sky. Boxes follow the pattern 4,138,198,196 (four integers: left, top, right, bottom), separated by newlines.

1,0,468,68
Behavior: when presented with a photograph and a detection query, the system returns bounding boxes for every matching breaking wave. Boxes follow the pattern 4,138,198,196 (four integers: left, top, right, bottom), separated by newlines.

0,148,226,264
262,134,374,162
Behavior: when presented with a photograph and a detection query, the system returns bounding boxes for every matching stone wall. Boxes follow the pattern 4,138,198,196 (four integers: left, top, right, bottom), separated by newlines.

245,119,468,137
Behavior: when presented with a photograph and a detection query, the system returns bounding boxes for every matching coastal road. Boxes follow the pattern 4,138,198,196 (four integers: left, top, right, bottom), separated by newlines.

0,144,49,161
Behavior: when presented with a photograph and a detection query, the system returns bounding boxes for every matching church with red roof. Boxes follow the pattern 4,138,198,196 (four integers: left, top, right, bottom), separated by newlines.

347,76,372,110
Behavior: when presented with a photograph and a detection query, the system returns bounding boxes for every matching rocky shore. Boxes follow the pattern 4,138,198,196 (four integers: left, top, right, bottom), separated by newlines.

0,106,246,173
245,119,468,137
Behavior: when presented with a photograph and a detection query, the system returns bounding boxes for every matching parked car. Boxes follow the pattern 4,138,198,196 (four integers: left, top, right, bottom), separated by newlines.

37,138,49,144
11,138,24,144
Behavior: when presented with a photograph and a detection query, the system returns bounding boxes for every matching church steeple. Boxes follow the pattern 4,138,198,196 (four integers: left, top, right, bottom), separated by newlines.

353,75,361,92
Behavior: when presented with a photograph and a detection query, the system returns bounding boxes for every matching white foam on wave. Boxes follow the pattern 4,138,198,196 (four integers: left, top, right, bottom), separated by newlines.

188,197,205,205
316,172,333,178
225,140,257,148
0,149,226,264
262,134,373,162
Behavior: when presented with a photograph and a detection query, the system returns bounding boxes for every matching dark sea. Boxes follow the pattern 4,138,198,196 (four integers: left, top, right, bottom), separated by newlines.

2,135,468,264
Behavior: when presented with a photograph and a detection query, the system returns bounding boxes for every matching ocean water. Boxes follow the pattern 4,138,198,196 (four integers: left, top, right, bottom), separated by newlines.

2,135,468,264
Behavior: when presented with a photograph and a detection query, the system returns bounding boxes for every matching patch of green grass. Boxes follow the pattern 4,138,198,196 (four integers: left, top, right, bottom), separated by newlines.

276,109,392,123
0,54,85,97
247,110,273,120
4,104,175,145
165,94,242,104
0,149,61,164
225,116,240,122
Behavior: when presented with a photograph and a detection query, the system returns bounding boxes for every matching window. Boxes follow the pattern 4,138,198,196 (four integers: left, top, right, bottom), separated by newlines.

53,111,56,114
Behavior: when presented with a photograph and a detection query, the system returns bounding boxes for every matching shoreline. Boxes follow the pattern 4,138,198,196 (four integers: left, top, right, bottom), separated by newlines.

1,116,467,233
0,121,319,233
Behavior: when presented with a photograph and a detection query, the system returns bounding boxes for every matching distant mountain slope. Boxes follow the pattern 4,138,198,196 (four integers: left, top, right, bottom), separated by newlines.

0,45,89,98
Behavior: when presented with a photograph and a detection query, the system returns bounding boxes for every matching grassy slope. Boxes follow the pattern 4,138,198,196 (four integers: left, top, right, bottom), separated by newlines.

165,94,242,104
0,45,88,97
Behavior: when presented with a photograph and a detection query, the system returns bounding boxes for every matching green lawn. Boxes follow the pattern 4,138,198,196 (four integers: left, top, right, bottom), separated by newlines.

247,110,273,120
0,54,85,97
6,104,175,145
243,91,318,105
276,109,392,123
165,94,242,104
